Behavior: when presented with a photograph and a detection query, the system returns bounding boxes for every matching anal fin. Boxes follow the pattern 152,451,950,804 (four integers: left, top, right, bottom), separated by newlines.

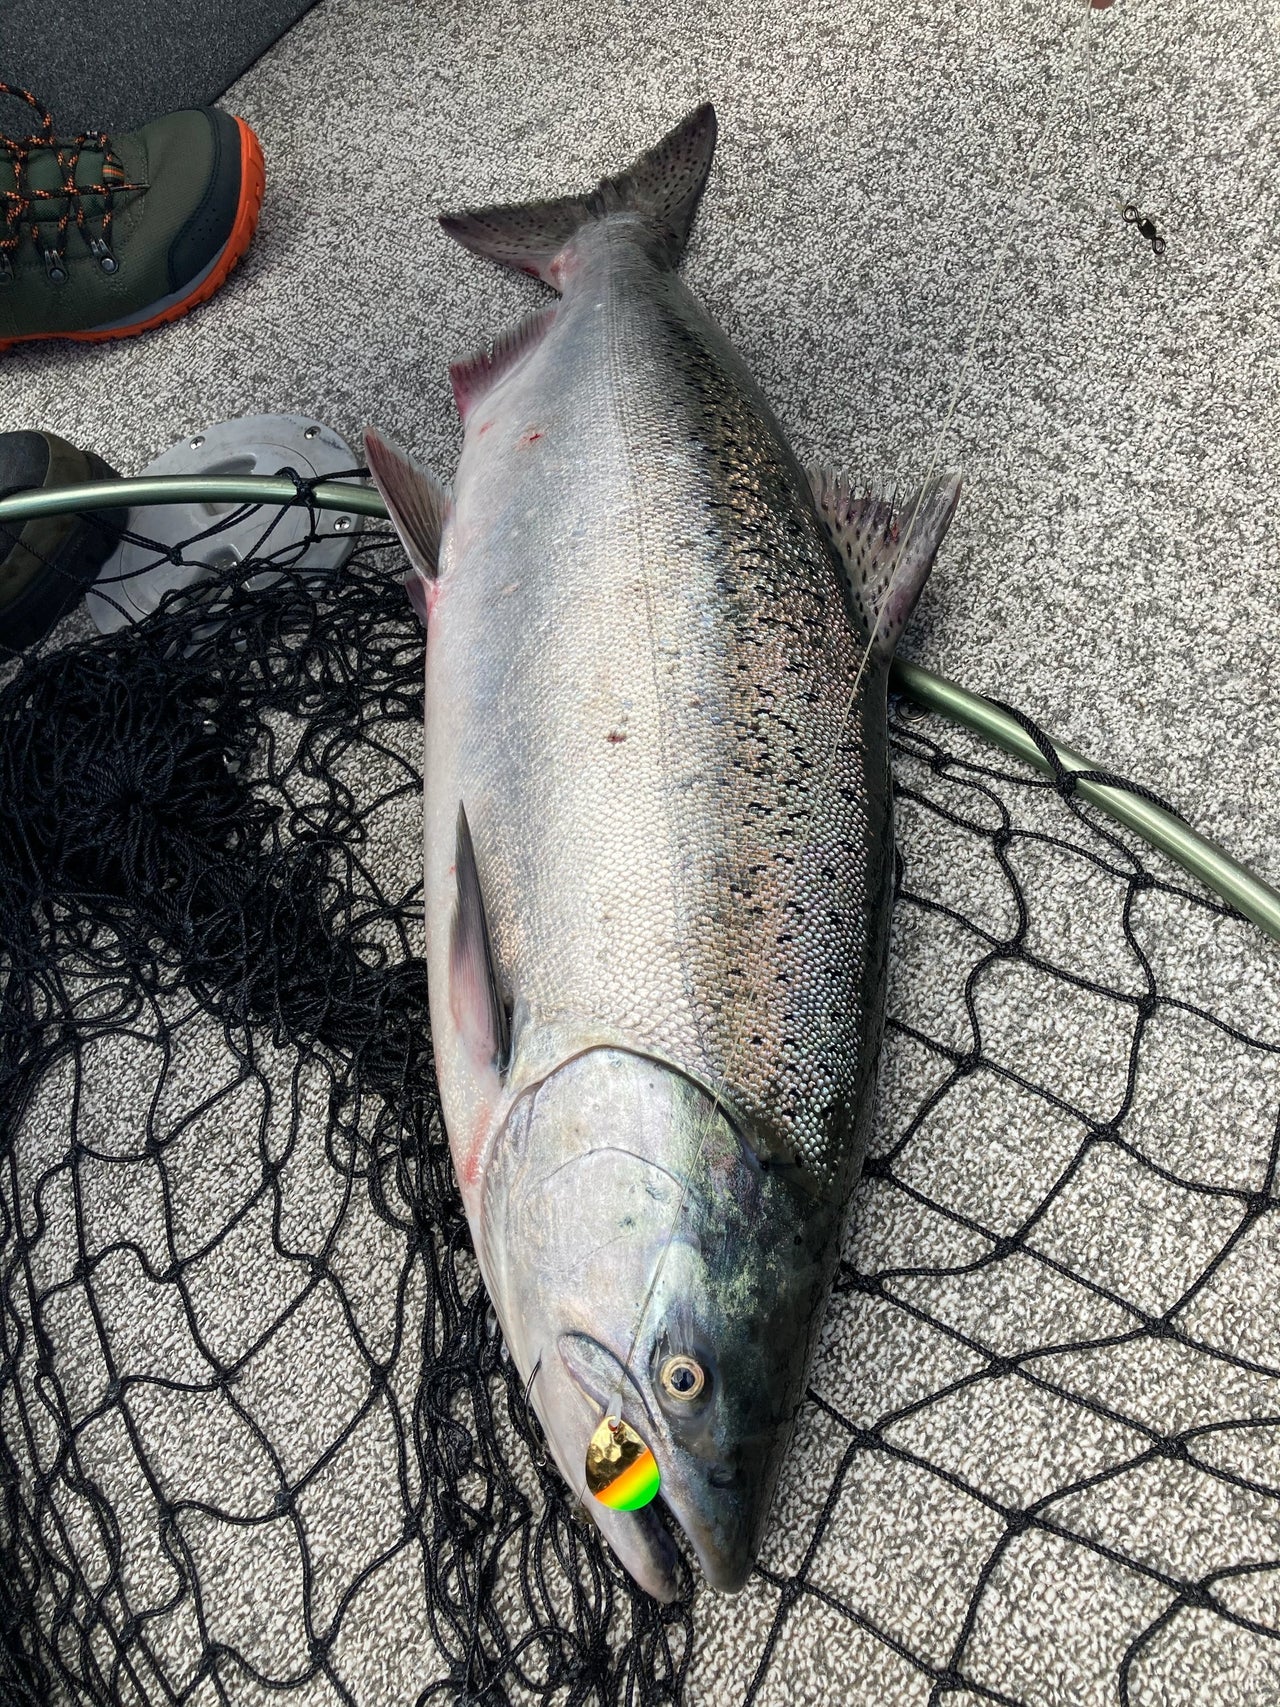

450,804,510,1074
810,468,962,661
403,570,431,628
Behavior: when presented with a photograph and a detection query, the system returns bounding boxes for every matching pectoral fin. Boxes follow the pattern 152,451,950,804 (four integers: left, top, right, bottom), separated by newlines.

811,469,961,660
363,428,450,604
450,804,510,1074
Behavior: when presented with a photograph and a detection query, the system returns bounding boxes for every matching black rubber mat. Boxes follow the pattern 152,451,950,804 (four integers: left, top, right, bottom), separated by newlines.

0,0,319,133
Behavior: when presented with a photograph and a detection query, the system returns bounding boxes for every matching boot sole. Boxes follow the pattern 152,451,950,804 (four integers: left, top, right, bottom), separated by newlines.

0,115,266,352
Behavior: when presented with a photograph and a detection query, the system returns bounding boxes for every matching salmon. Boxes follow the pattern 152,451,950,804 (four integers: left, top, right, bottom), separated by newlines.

364,104,959,1598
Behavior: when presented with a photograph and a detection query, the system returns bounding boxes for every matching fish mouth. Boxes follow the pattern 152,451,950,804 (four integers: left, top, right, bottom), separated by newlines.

556,1331,757,1596
591,1489,684,1603
695,1535,753,1594
529,1331,678,1600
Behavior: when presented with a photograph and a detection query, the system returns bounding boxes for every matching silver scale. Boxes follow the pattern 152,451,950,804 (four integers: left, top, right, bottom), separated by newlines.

86,413,365,632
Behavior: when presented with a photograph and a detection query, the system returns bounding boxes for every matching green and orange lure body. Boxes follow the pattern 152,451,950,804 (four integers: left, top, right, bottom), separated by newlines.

585,1417,660,1512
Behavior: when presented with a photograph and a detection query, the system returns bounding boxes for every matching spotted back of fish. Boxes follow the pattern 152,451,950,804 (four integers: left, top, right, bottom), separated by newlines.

426,222,892,1200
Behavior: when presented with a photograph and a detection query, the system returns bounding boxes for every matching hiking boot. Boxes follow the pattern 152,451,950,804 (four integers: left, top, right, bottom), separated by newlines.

0,429,123,651
0,83,265,351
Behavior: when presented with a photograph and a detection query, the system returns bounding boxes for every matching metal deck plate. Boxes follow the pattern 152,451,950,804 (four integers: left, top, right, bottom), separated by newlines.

86,414,363,633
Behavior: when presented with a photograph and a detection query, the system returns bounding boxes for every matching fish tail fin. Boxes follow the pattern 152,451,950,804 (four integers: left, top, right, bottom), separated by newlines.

439,103,717,288
810,469,963,661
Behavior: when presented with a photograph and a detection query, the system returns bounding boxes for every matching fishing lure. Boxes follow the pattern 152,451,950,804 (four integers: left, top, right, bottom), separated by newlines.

585,1415,661,1511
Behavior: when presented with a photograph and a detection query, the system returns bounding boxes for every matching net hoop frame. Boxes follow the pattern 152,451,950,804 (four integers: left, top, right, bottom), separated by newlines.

3,472,1277,944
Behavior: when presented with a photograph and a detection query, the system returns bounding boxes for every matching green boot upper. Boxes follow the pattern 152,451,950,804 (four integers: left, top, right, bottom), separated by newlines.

0,95,246,341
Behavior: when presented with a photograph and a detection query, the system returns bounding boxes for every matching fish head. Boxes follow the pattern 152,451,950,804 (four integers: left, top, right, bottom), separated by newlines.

484,1046,843,1599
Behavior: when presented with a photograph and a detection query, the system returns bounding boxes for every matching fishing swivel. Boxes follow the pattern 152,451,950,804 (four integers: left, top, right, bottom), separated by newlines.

1122,203,1166,257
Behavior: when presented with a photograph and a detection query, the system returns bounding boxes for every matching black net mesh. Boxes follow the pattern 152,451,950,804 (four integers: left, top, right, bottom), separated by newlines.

1,490,1278,1706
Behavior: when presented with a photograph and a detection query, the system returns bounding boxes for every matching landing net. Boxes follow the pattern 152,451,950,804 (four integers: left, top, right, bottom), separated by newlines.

2,493,1277,1706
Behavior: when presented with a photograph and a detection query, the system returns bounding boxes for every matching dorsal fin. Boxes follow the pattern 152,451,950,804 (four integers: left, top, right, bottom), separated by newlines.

810,469,962,660
450,804,510,1074
449,306,557,425
438,104,717,286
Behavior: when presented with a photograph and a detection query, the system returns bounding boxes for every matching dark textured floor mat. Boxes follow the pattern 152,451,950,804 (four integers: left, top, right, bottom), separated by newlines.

0,0,319,131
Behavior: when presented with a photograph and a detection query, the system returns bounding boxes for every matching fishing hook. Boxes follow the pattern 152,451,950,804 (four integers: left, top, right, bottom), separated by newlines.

522,1356,548,1468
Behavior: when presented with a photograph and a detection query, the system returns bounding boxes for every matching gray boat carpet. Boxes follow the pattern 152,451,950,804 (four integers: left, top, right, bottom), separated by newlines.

0,0,1277,1702
0,0,319,132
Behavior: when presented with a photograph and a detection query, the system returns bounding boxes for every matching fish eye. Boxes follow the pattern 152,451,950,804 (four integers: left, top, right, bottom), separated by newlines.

658,1354,706,1401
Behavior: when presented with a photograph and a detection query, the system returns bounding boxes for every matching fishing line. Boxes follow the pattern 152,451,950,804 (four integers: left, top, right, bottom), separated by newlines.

821,0,1107,787
589,0,1114,1505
